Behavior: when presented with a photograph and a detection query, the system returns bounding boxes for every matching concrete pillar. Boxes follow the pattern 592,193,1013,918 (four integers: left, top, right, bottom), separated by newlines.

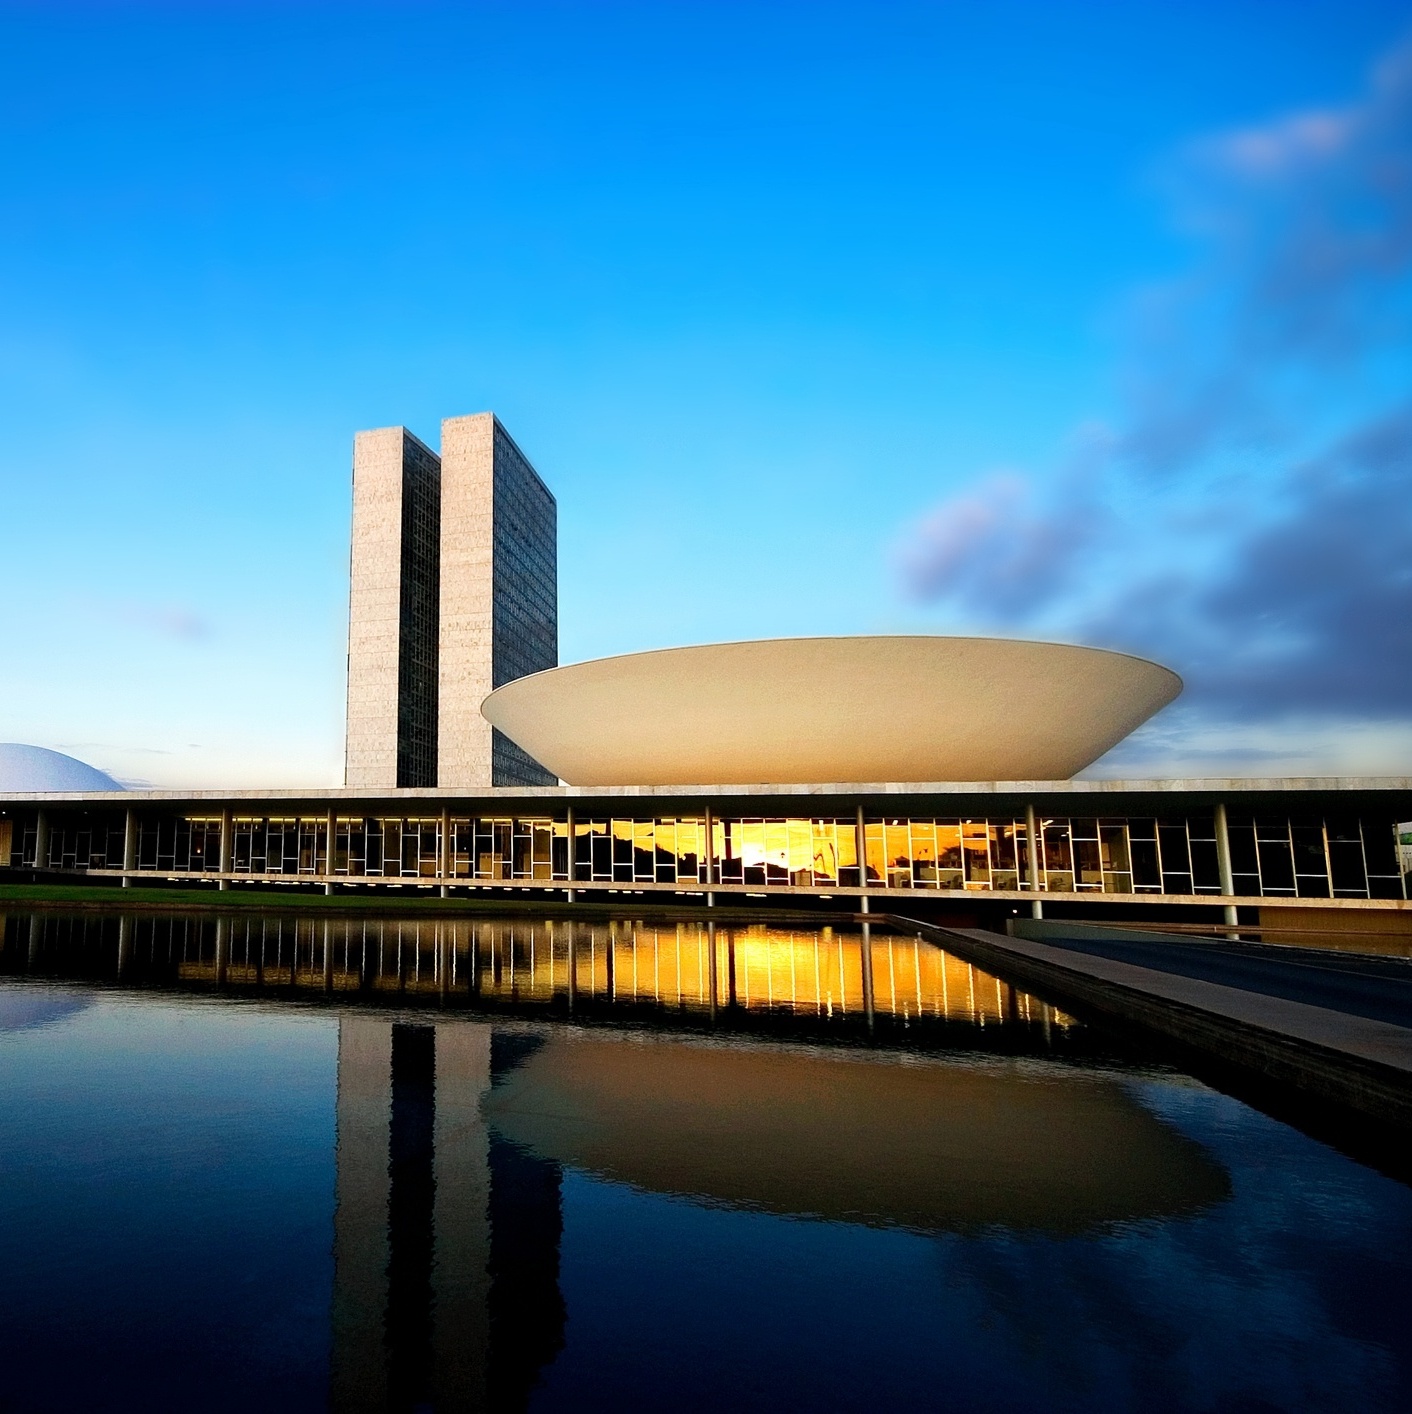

704,806,715,908
323,808,338,897
122,808,137,889
1214,801,1239,931
855,805,870,910
1025,802,1044,919
218,808,232,892
565,805,575,903
32,809,48,875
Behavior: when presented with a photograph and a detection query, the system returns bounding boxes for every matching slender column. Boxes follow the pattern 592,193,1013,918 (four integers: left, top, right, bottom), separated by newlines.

32,809,48,875
1025,803,1043,919
565,805,576,903
122,807,137,889
704,806,715,907
855,805,870,909
218,808,232,892
318,807,335,897
438,808,450,899
1214,802,1238,931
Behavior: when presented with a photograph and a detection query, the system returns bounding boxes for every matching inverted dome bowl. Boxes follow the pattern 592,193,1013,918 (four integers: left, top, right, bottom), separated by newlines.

480,635,1181,787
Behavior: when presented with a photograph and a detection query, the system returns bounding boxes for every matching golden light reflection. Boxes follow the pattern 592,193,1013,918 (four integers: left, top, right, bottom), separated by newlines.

139,915,1078,1031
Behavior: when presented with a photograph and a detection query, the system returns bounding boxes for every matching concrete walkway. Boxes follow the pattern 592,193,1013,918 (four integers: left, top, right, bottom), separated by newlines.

1000,933,1412,1031
886,916,1412,1129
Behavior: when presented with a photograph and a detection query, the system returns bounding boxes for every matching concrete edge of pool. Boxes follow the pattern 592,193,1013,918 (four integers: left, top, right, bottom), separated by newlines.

897,916,1412,1132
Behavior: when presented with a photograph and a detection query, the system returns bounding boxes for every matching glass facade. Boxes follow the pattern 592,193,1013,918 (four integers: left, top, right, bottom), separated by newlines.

489,422,557,787
4,804,1405,901
395,433,441,789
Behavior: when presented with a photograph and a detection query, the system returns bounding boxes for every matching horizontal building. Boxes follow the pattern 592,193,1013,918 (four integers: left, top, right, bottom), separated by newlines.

2,778,1409,937
6,420,1408,948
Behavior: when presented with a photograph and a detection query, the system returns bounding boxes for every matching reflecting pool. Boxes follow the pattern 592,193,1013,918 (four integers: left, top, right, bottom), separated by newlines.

2,910,1085,1047
0,908,1409,1412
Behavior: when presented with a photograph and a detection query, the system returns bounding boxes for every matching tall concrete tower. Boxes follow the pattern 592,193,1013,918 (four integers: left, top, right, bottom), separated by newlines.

344,428,441,790
343,413,557,790
438,414,557,789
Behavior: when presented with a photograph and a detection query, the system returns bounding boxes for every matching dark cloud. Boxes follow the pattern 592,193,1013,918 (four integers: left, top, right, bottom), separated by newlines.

897,39,1412,762
1089,406,1412,721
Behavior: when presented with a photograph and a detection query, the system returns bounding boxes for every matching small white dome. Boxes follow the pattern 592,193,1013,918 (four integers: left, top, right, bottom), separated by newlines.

0,744,125,792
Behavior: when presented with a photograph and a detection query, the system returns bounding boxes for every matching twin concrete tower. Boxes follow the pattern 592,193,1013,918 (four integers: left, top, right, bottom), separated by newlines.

344,413,558,790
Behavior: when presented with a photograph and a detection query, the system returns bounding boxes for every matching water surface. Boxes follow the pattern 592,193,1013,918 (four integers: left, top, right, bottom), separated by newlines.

0,908,1408,1412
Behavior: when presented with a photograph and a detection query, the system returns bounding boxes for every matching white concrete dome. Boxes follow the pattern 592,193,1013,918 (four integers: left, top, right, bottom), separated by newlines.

0,744,124,793
481,635,1182,787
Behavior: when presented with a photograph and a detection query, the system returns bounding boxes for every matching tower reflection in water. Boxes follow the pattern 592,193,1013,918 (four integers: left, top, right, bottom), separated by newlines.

328,1013,1231,1413
332,1016,564,1414
0,910,1246,1411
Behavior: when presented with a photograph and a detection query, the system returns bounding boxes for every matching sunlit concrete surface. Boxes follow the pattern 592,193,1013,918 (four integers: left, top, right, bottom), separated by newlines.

937,923,1412,1129
480,636,1182,786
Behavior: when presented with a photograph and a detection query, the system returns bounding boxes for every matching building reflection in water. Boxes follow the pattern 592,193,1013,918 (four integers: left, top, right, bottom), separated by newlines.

331,1016,564,1413
0,909,1235,1410
0,911,1078,1042
326,1014,1228,1411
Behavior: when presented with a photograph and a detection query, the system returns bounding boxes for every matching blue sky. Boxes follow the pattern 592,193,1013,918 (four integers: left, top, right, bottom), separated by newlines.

2,1,1409,787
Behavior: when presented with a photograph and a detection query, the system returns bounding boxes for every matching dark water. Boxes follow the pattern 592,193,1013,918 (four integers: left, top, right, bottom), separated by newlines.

0,909,1409,1413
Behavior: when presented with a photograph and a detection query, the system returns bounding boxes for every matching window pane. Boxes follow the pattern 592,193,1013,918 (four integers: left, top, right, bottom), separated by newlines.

1257,839,1296,893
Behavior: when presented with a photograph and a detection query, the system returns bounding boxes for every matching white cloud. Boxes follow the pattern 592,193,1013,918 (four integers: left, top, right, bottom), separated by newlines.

897,37,1412,775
